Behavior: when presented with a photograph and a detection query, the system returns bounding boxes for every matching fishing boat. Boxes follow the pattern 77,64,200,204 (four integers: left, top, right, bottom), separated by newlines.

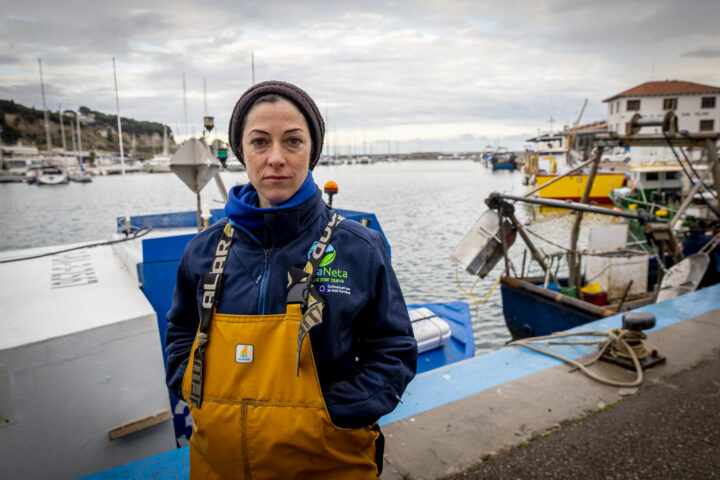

454,116,720,340
0,138,474,479
534,171,626,204
486,150,517,171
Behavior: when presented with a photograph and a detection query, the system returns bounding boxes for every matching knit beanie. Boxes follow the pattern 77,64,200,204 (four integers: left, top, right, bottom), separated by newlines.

228,81,325,170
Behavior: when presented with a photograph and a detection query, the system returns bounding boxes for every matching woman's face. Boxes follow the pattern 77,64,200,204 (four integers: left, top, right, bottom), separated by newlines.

242,98,311,208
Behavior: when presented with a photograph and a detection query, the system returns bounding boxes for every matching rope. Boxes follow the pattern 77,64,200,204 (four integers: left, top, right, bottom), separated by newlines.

0,226,153,264
508,328,646,387
454,266,502,305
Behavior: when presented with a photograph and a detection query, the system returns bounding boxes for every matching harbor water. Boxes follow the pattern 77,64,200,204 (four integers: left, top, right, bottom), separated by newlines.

0,160,620,355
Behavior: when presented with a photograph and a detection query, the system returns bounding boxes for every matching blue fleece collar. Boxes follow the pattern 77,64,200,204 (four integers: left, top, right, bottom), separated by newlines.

225,171,318,242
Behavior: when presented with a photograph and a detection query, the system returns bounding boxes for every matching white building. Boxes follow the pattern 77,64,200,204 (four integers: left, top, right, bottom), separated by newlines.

603,80,719,162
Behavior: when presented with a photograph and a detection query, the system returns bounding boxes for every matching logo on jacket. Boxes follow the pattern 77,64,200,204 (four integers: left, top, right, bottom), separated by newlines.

235,344,254,364
307,242,336,267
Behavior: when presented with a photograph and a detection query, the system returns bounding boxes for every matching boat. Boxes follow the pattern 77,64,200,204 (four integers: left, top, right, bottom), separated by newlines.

534,170,626,204
0,151,475,479
224,153,246,172
143,155,172,173
144,126,173,173
454,115,720,341
485,149,517,171
35,165,69,185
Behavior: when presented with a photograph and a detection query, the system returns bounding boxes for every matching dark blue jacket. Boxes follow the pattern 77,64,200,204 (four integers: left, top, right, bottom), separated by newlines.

165,187,417,428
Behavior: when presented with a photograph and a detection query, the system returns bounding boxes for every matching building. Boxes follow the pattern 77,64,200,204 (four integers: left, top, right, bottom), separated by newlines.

603,80,720,136
603,80,719,163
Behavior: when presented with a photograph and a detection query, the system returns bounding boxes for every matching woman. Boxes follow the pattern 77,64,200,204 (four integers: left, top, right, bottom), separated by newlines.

165,80,417,479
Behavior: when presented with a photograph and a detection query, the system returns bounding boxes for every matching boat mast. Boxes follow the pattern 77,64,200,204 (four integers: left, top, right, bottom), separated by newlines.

183,72,188,137
113,57,129,228
113,58,125,176
76,110,82,162
251,50,255,85
38,58,52,153
58,104,67,151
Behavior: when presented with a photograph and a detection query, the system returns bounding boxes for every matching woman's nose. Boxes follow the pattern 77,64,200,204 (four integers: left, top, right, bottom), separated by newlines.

267,142,285,167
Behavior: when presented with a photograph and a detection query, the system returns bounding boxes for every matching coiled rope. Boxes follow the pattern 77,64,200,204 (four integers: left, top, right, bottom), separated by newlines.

508,328,648,387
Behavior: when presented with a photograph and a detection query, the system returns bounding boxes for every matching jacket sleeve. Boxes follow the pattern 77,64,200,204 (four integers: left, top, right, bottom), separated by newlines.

323,234,418,428
165,251,200,399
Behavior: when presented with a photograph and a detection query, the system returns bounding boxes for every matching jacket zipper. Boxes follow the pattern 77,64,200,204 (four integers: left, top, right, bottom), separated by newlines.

257,248,271,315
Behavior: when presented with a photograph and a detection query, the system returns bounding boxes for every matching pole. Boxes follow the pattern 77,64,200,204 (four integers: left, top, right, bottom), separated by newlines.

203,77,207,117
38,59,52,152
113,58,125,177
58,104,67,151
69,112,77,153
76,110,82,162
251,50,255,85
568,147,603,294
507,212,558,284
707,138,720,203
182,72,188,137
671,166,713,230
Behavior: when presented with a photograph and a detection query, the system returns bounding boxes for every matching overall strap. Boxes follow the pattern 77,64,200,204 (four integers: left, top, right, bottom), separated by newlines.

287,211,344,375
189,222,234,408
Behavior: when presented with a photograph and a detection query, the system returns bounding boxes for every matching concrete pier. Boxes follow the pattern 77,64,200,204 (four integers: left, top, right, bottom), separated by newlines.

381,284,720,479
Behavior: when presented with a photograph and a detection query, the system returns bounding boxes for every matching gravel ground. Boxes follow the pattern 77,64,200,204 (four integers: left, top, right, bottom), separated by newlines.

446,354,720,480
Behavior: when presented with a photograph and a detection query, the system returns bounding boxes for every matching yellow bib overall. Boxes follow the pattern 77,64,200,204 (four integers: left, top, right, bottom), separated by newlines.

181,218,381,479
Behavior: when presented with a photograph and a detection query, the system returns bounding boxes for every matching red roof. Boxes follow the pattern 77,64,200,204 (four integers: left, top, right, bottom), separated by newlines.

603,80,720,102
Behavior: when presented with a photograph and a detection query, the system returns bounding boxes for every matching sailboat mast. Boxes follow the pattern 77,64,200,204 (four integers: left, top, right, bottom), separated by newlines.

38,58,52,152
58,104,67,151
113,58,125,176
251,50,255,85
183,72,188,137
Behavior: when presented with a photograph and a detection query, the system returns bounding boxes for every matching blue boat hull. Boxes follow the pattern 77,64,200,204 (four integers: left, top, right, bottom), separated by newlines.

500,280,599,338
491,163,516,171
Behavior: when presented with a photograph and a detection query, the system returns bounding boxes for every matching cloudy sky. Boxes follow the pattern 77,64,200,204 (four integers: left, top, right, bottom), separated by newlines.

1,0,719,152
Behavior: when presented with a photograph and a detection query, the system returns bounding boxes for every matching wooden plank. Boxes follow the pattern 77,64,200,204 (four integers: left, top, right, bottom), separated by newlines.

108,410,173,440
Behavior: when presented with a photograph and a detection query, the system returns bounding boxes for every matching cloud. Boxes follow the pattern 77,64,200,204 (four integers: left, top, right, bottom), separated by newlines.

681,48,720,59
1,0,719,150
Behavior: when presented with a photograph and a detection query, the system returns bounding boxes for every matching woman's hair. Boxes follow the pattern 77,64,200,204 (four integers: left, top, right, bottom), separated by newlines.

228,81,325,170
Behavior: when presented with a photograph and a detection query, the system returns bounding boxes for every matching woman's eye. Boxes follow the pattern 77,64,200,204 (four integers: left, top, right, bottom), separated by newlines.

250,138,267,147
287,137,302,146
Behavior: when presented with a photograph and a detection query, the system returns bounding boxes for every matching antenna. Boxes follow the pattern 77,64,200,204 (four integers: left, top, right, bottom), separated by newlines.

38,58,52,152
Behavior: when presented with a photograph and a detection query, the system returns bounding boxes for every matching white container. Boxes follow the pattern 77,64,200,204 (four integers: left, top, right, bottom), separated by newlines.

409,308,452,353
0,244,176,479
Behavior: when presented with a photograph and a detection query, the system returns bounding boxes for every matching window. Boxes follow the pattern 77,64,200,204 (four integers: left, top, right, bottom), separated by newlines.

663,98,677,110
666,172,680,180
627,100,640,111
646,172,659,181
699,119,714,131
701,97,716,109
609,103,614,115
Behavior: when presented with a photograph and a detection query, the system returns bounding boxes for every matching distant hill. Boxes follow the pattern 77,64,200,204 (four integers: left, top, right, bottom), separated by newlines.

0,99,176,159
